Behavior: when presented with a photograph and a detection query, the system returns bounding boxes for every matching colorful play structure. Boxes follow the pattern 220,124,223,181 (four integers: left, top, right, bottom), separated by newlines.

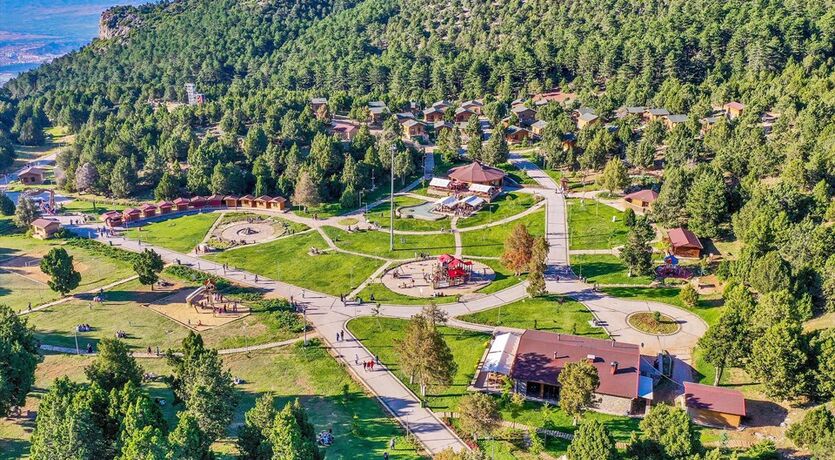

431,254,474,288
655,254,692,279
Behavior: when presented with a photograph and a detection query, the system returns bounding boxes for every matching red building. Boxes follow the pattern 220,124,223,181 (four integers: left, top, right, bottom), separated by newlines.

173,197,190,211
122,208,141,223
206,194,224,207
140,203,157,218
158,201,174,215
190,196,207,209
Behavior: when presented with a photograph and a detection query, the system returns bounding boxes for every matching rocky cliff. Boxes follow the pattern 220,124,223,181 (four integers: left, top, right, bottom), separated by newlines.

99,6,143,40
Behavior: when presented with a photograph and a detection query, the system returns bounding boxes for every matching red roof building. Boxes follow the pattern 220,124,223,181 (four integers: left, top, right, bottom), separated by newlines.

158,201,174,214
668,227,703,258
139,203,157,218
224,196,240,207
190,196,207,208
206,194,224,207
678,382,746,428
122,208,141,222
173,197,190,211
102,211,123,227
448,162,506,187
623,189,659,208
240,195,256,207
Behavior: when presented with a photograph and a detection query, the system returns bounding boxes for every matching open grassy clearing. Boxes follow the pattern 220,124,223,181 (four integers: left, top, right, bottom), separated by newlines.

495,162,538,185
458,295,608,338
125,212,220,253
456,192,541,229
0,234,134,309
323,226,456,259
367,195,452,232
570,254,654,285
461,209,545,258
205,231,383,296
474,259,525,294
347,317,640,457
567,198,629,250
59,199,129,216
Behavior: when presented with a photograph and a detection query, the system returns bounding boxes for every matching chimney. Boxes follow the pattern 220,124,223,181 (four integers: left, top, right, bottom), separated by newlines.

610,361,619,374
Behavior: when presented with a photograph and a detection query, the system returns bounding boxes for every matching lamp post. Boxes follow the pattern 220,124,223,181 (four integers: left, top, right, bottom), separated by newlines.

390,144,396,252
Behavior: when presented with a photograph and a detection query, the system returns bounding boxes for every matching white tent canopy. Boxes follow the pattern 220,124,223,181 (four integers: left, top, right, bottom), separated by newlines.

483,333,520,375
429,177,451,188
458,195,485,208
468,183,494,194
435,196,458,208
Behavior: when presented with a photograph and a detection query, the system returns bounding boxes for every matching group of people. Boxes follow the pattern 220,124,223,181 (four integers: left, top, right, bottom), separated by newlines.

335,330,346,342
114,330,128,339
96,226,117,237
76,323,92,332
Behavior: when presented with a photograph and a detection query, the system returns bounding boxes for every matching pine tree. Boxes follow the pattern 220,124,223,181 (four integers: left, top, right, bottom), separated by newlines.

627,138,656,171
84,338,143,393
168,412,212,460
483,131,509,165
0,192,14,216
13,196,39,228
398,314,457,397
110,157,136,198
0,305,41,417
685,170,727,238
269,404,319,460
619,227,652,277
133,249,164,290
238,394,277,460
567,419,617,460
557,360,600,425
40,247,81,295
652,167,690,228
527,265,545,297
597,157,629,194
456,393,499,441
30,378,108,460
747,321,811,400
467,134,483,162
154,170,180,201
698,301,750,385
631,405,697,458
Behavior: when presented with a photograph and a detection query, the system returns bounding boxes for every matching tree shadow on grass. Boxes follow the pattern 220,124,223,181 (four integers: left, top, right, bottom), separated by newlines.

573,261,624,279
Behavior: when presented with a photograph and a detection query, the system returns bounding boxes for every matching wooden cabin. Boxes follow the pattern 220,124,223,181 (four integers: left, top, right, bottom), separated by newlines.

224,196,240,208
723,101,744,120
18,167,46,185
271,196,289,211
206,194,224,208
677,382,746,428
158,201,174,215
173,197,190,211
623,189,658,209
668,227,703,258
102,211,123,227
190,196,207,209
402,119,426,141
140,203,157,218
31,218,61,239
423,107,445,123
505,125,530,143
123,208,141,223
453,107,476,123
240,195,256,208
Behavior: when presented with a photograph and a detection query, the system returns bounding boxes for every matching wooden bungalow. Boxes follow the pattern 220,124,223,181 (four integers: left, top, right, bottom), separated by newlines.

18,167,46,185
453,107,476,123
505,125,530,143
271,196,289,211
423,107,445,123
369,106,388,125
623,189,658,209
723,101,744,120
330,120,358,141
240,195,256,208
31,218,61,239
668,227,703,258
206,194,224,208
310,97,328,113
254,196,274,209
102,210,123,227
140,203,157,218
663,114,688,130
190,196,207,209
460,100,483,114
532,89,577,106
157,201,174,215
123,208,142,223
402,119,426,141
615,106,646,119
173,197,190,211
530,120,548,137
677,382,746,428
644,108,670,122
511,105,537,125
223,196,240,208
433,121,455,136
577,112,599,129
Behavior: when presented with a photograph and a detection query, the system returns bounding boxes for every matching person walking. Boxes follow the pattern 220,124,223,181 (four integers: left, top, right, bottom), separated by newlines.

389,437,395,449
355,354,359,365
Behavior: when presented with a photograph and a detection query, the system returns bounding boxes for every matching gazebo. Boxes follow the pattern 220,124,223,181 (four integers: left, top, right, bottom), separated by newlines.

448,162,506,187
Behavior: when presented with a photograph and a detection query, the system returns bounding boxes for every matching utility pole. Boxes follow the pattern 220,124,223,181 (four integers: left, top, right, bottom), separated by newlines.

390,144,396,251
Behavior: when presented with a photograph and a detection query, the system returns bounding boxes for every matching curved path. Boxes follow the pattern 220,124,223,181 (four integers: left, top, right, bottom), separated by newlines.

61,154,707,455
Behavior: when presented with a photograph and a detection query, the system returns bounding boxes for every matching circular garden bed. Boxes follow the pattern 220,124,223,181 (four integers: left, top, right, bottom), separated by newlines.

626,311,680,335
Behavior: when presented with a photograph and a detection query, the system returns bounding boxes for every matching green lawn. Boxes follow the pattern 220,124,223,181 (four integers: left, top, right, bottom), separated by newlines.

347,317,488,412
458,295,608,337
461,209,545,258
570,254,654,285
495,162,538,185
0,234,134,309
24,278,192,351
567,198,629,250
601,286,725,326
323,226,456,259
205,231,384,296
475,259,525,294
218,342,423,459
355,281,459,305
367,195,452,232
126,213,220,253
60,199,129,216
456,192,541,229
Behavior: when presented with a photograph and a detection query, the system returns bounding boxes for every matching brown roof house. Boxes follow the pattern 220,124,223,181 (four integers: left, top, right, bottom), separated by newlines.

460,100,484,114
623,189,658,209
677,382,746,428
18,167,45,185
577,112,600,130
453,107,476,124
423,106,445,123
509,330,653,415
401,119,426,142
663,114,688,130
668,227,703,258
530,120,548,137
448,162,506,187
723,101,744,120
31,218,61,239
330,120,359,141
511,105,537,126
505,125,530,144
644,108,670,122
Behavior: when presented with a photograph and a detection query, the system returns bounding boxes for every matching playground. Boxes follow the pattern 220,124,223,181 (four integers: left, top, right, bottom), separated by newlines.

162,278,251,331
380,255,494,298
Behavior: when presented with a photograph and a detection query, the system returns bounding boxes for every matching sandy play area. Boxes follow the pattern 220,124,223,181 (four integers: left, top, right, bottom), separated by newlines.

146,287,250,332
381,259,494,298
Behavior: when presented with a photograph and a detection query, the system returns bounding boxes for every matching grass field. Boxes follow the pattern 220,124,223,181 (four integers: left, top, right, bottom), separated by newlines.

367,195,452,232
567,198,629,250
601,286,725,326
347,317,640,458
461,209,545,258
205,231,384,296
458,295,608,337
126,213,220,253
323,226,456,259
475,259,525,294
570,254,654,285
60,199,129,216
456,192,541,229
0,234,134,309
